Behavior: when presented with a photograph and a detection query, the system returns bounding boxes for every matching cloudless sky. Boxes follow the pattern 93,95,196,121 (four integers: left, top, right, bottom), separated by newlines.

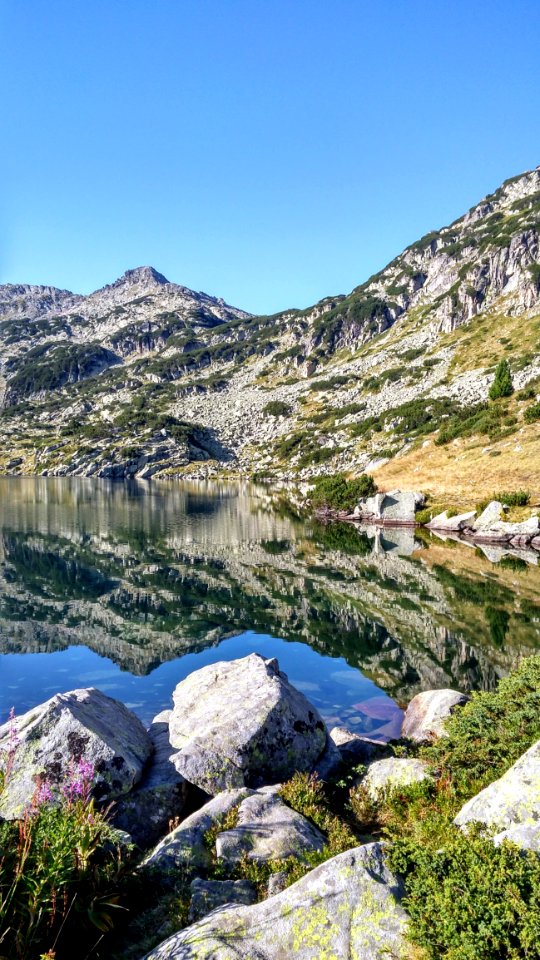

1,0,539,314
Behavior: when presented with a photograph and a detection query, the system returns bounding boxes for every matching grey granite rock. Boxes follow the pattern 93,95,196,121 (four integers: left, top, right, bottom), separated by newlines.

112,710,190,848
455,739,540,851
215,788,325,864
359,757,431,801
143,843,408,959
0,688,152,819
188,878,257,923
142,788,252,876
168,654,327,795
401,688,470,742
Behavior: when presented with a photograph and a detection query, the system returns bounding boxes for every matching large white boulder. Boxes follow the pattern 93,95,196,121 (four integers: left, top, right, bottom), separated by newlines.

358,490,425,525
401,688,470,742
168,654,328,795
143,843,408,960
455,739,540,851
0,688,152,819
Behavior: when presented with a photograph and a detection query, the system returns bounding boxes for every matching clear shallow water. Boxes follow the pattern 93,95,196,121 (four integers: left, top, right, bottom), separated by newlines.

0,477,539,733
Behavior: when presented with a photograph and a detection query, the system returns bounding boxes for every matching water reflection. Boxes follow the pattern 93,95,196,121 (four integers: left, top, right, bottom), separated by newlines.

0,478,539,726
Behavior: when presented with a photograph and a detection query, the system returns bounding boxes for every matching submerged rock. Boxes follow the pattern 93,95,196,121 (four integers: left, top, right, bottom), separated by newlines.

455,739,540,851
168,654,327,795
401,688,470,742
0,688,152,819
143,843,408,959
215,787,325,864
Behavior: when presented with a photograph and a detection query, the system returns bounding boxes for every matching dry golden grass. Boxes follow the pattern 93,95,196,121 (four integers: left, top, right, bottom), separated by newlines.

372,421,540,502
441,307,540,375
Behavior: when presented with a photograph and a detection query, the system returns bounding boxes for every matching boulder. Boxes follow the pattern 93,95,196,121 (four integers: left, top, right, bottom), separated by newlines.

143,843,408,960
112,710,190,848
142,788,252,876
168,655,327,795
455,739,540,851
188,878,257,923
357,489,425,525
473,500,505,530
215,787,325,864
360,757,431,801
427,510,476,531
0,688,152,819
401,688,470,742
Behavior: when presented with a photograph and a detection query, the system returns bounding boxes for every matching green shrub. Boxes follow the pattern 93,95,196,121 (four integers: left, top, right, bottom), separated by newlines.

310,473,377,512
279,773,356,855
262,400,291,417
494,490,530,507
524,402,540,423
489,358,514,400
389,829,540,960
425,654,540,796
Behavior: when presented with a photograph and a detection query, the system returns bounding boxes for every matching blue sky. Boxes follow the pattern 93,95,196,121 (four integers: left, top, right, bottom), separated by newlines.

1,0,539,314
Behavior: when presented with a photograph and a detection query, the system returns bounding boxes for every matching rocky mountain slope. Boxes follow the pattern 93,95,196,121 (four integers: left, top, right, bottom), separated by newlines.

1,167,540,495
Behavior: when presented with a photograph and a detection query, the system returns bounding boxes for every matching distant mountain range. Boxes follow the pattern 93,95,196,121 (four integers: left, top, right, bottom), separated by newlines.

1,166,539,497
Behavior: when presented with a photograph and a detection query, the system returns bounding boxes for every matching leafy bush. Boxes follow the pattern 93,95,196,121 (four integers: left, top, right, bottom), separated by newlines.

262,400,291,417
310,473,377,512
524,402,540,423
279,773,356,855
489,358,514,400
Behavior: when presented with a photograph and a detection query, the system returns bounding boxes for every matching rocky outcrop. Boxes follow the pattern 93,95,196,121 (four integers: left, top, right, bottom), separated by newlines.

143,843,408,960
112,710,190,848
455,739,540,851
0,688,152,819
359,757,431,800
168,654,328,794
401,689,470,742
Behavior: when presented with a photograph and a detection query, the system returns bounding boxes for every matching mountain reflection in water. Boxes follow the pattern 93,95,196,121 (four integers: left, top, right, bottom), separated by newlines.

0,478,539,728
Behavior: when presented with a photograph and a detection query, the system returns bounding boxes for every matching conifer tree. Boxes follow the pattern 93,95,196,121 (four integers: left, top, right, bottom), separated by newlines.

489,358,513,400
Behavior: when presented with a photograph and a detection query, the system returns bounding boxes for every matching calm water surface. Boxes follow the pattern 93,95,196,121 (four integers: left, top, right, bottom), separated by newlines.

1,478,539,736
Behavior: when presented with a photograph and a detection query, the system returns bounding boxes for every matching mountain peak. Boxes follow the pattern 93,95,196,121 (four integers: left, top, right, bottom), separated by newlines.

117,266,170,286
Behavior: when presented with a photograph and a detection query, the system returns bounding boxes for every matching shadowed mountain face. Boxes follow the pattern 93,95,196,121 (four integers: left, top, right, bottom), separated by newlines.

0,479,539,715
0,167,539,492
